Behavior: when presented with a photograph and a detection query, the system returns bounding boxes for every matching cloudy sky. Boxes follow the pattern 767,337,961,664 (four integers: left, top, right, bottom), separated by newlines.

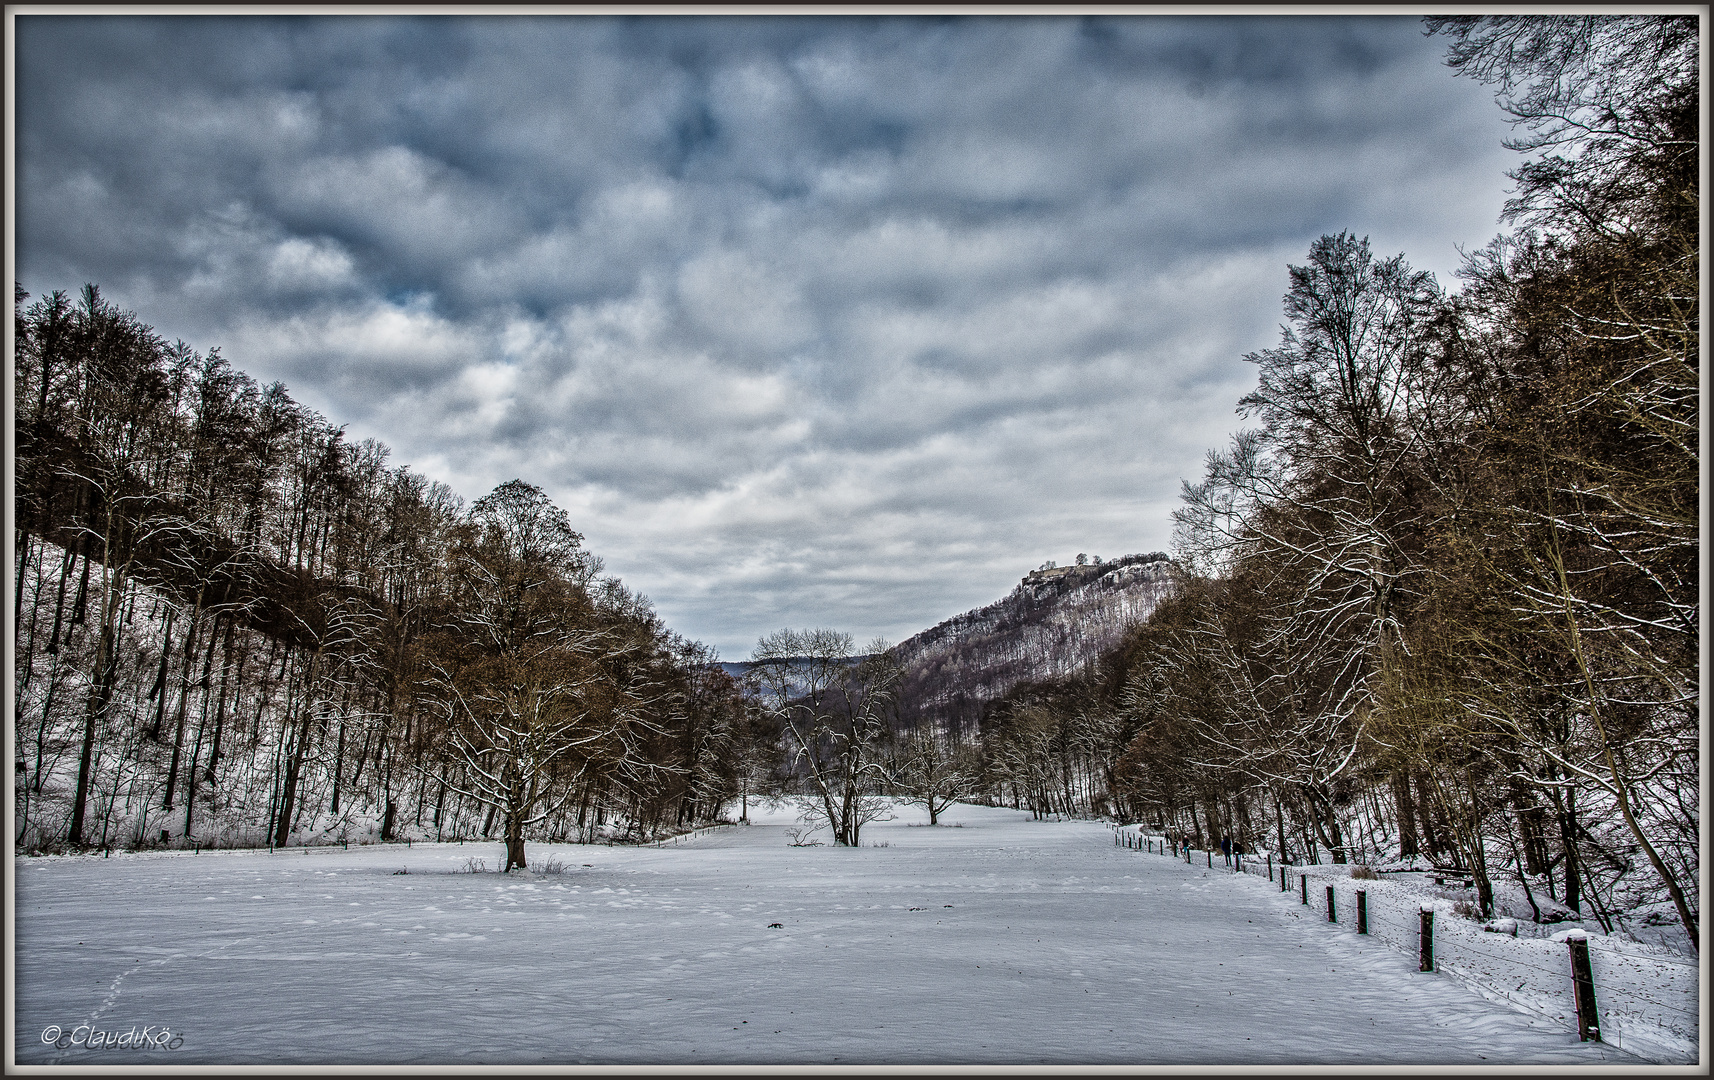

13,13,1522,660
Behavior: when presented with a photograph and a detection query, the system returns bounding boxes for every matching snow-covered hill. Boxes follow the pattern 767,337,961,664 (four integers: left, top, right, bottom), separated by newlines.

891,554,1175,734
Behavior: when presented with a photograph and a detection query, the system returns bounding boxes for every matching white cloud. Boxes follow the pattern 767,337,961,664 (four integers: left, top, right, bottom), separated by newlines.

266,237,356,290
676,249,816,356
15,14,1522,658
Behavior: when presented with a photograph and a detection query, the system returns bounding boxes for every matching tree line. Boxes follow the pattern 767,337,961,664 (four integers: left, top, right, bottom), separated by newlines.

969,15,1698,951
13,285,764,867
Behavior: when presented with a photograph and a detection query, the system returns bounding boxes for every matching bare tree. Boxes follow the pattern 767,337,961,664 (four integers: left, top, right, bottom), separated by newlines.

749,629,898,846
892,727,979,825
423,480,615,870
427,623,627,871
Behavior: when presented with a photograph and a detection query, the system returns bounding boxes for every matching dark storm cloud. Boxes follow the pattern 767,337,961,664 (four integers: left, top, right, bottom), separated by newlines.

13,13,1519,658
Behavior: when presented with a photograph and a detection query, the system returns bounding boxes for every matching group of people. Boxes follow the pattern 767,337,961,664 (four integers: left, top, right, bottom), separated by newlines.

1160,831,1246,866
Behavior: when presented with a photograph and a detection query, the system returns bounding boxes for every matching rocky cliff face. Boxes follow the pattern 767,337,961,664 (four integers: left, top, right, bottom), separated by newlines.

891,553,1175,735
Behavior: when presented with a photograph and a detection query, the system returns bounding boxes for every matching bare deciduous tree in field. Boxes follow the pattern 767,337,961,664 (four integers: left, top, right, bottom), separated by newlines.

750,629,900,846
425,480,625,871
891,727,980,825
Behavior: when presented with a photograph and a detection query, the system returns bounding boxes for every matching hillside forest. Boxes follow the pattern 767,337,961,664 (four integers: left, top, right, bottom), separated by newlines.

978,15,1698,952
11,17,1697,947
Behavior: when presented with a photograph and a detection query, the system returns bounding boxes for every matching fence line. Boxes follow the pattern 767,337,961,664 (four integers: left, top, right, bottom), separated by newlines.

653,822,733,848
1109,825,1696,1064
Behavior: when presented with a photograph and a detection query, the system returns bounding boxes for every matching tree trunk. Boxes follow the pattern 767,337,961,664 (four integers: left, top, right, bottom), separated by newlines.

14,530,30,634
503,773,527,870
432,775,447,838
1275,792,1289,863
273,649,322,848
69,557,123,847
330,720,346,814
67,661,106,847
1556,783,1581,914
1392,769,1420,858
1303,786,1346,864
69,539,91,627
505,822,526,872
146,607,175,737
1512,780,1550,878
1325,799,1347,865
1413,771,1444,857
44,544,74,655
1471,842,1495,919
162,589,208,812
204,624,240,786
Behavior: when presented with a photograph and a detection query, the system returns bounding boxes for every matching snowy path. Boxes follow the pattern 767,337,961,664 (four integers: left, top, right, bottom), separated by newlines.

14,802,1640,1066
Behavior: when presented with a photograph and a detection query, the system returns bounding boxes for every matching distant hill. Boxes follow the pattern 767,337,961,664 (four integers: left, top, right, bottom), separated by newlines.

891,554,1176,736
717,655,868,700
717,554,1175,728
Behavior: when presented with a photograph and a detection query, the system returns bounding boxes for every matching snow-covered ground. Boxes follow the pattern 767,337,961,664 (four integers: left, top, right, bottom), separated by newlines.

12,802,1668,1066
1244,857,1700,1064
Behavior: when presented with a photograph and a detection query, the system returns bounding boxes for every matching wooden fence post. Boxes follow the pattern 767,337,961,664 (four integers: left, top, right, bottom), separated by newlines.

1280,864,1288,892
1326,884,1336,922
1568,934,1601,1042
1207,849,1212,868
1419,909,1434,972
1300,872,1308,905
1356,889,1367,935
1267,853,1273,882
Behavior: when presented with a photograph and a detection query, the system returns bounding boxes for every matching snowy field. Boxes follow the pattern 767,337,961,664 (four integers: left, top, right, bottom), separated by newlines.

1247,859,1699,1063
12,802,1663,1067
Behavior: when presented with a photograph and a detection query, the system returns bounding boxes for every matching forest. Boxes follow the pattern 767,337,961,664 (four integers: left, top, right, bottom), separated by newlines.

12,281,768,869
974,15,1698,951
11,16,1697,947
